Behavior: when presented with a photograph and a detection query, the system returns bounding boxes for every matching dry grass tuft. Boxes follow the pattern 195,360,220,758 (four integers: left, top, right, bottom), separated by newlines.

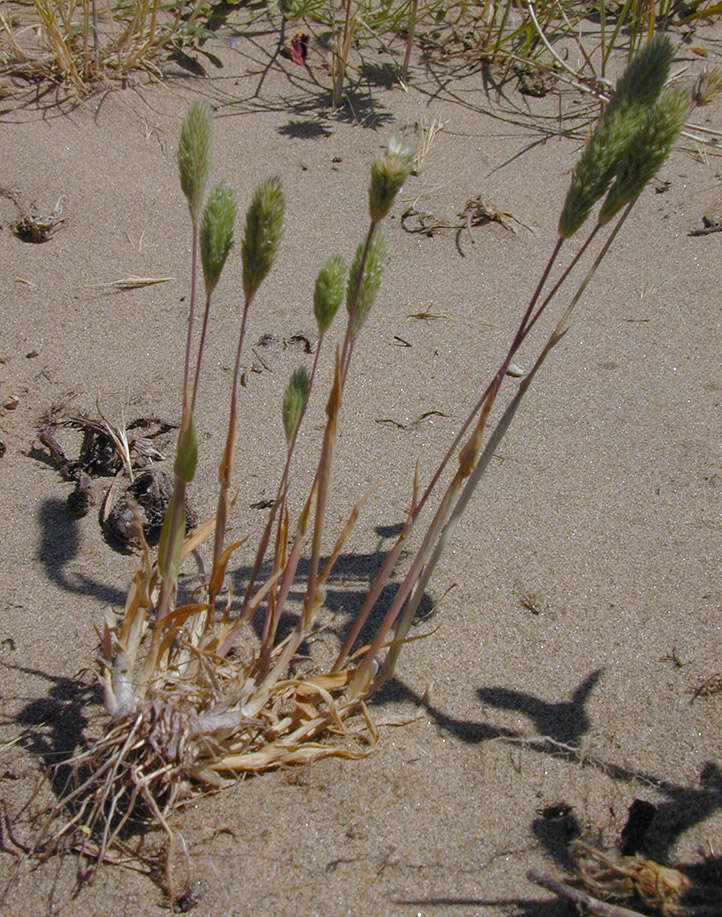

0,0,203,92
27,529,377,884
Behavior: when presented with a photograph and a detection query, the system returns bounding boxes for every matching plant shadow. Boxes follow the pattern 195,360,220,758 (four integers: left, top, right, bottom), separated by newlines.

36,497,126,606
383,670,722,907
276,84,395,137
4,659,103,804
228,519,434,652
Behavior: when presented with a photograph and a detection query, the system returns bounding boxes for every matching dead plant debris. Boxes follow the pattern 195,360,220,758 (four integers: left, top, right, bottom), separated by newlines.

402,197,530,237
35,404,193,546
0,185,65,242
690,673,722,703
529,840,722,916
375,409,449,431
401,196,532,255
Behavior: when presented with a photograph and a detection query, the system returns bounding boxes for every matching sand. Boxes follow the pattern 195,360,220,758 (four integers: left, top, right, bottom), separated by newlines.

0,20,720,916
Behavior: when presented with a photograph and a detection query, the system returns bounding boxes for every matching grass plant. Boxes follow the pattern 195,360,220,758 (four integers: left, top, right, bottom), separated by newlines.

0,0,205,89
28,34,697,888
278,0,719,106
3,0,718,99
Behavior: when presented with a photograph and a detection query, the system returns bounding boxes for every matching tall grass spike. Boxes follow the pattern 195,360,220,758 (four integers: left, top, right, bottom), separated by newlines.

314,255,347,335
201,182,237,297
558,35,675,239
369,135,416,223
599,89,690,225
242,176,284,302
347,228,386,337
613,33,673,109
177,101,213,220
283,367,311,443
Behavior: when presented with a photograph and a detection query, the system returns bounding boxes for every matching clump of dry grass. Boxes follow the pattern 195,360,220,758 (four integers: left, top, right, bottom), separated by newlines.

0,0,203,91
23,36,695,888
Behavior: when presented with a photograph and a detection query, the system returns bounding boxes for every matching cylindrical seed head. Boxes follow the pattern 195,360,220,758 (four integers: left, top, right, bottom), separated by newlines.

558,105,645,238
177,101,213,220
283,366,311,443
558,34,675,239
242,176,284,302
314,255,347,335
369,135,415,223
598,88,690,226
612,33,674,111
347,227,386,338
200,181,237,297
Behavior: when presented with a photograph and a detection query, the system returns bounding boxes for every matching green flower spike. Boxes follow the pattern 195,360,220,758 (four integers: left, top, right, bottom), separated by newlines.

599,89,690,226
613,33,674,110
242,176,284,302
347,227,386,337
283,366,311,444
559,34,675,239
369,135,415,223
177,101,212,221
314,255,347,336
558,107,644,238
200,181,237,297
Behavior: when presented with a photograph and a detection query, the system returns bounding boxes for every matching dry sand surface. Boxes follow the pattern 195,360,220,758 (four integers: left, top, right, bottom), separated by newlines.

0,23,720,916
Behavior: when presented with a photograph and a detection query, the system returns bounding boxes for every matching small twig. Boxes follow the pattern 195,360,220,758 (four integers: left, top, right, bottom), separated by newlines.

527,869,645,917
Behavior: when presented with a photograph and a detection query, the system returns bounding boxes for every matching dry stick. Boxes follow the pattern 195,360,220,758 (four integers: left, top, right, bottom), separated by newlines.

332,483,417,671
236,276,377,697
333,0,354,108
188,290,219,640
348,480,463,696
238,341,324,623
256,349,324,672
181,218,200,428
216,486,313,659
349,381,507,695
302,355,340,628
190,291,213,415
527,869,644,917
354,213,618,690
260,355,323,658
401,0,419,85
519,226,600,347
